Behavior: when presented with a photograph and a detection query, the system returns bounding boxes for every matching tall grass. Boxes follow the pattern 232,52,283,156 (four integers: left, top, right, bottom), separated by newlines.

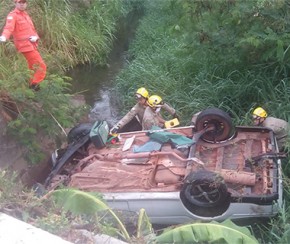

254,202,290,243
114,0,290,125
31,0,126,70
0,0,129,74
0,0,134,163
113,1,290,240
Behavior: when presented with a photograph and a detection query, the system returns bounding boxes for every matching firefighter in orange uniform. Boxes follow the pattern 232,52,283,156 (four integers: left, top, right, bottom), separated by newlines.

0,0,46,90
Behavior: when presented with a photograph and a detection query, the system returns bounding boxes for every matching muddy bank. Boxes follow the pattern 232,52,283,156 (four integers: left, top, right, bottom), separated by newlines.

67,10,142,127
0,95,87,187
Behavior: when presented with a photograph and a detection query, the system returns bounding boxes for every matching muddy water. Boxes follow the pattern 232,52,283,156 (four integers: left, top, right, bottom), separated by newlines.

1,11,141,187
67,12,140,127
67,64,121,127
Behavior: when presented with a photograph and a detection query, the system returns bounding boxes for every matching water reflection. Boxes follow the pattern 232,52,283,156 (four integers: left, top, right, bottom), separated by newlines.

67,11,140,126
89,89,118,126
68,65,110,106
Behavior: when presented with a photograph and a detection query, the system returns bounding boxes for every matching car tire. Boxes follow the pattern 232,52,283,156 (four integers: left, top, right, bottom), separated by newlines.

195,108,233,142
180,170,230,217
67,123,93,144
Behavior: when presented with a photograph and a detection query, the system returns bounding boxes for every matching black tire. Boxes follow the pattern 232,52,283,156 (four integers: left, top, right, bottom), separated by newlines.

180,170,230,217
196,108,233,142
67,123,93,144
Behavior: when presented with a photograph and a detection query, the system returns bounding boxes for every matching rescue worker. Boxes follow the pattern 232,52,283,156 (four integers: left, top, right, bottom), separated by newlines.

142,95,166,130
110,87,178,133
191,111,201,126
0,0,46,90
252,107,289,151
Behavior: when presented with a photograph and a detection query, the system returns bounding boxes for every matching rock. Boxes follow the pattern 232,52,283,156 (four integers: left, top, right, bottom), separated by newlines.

94,234,128,244
66,229,95,244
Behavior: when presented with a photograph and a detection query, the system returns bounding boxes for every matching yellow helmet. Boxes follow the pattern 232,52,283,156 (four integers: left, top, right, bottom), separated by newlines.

136,87,149,99
253,107,268,118
148,95,163,107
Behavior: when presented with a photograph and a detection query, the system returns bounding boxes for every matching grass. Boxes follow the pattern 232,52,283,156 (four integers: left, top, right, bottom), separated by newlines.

254,202,290,243
0,0,135,164
114,0,290,125
0,0,290,241
0,0,130,74
112,1,290,241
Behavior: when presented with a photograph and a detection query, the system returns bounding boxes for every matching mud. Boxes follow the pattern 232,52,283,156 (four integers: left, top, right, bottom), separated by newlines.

0,95,87,187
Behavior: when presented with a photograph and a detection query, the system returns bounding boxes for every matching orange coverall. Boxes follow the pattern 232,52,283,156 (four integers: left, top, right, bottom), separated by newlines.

1,8,46,85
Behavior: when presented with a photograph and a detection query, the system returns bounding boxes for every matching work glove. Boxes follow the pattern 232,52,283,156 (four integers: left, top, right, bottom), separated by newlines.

0,36,6,42
110,125,119,134
29,36,38,42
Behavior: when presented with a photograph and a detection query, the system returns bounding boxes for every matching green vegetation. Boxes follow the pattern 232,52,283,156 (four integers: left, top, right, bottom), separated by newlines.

153,220,258,244
255,203,290,243
0,171,115,241
0,0,290,243
52,188,154,242
115,0,290,128
0,0,133,163
0,175,258,243
112,1,290,242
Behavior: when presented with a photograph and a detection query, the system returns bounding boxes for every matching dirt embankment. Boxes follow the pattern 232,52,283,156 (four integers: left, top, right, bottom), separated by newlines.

0,95,87,187
0,105,52,186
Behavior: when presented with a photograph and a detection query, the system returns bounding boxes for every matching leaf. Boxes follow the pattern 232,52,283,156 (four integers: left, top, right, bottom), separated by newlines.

52,188,131,241
52,188,108,214
152,219,259,244
136,208,154,238
276,39,284,62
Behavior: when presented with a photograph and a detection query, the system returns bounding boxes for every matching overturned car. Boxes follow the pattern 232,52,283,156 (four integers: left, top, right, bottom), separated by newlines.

44,108,284,224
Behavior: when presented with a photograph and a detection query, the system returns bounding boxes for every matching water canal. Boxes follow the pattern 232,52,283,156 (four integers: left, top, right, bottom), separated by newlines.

67,12,140,127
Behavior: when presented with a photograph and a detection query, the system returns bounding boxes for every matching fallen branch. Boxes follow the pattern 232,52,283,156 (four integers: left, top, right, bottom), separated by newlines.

48,111,67,136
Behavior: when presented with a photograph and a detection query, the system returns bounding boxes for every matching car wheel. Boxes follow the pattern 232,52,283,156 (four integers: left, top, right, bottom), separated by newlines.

67,123,93,144
180,170,230,217
195,108,233,142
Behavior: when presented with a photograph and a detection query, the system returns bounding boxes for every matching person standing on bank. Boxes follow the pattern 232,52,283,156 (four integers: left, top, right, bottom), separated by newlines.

0,0,46,90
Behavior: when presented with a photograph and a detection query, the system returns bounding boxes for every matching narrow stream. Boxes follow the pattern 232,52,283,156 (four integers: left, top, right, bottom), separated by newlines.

67,12,140,127
19,10,142,187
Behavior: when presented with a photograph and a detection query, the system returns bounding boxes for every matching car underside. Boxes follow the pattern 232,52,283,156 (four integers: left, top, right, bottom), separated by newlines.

43,108,284,223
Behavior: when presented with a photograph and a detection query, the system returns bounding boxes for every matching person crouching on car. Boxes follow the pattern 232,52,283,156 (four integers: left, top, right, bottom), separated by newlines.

110,87,178,133
110,87,149,134
142,95,166,130
252,107,289,151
